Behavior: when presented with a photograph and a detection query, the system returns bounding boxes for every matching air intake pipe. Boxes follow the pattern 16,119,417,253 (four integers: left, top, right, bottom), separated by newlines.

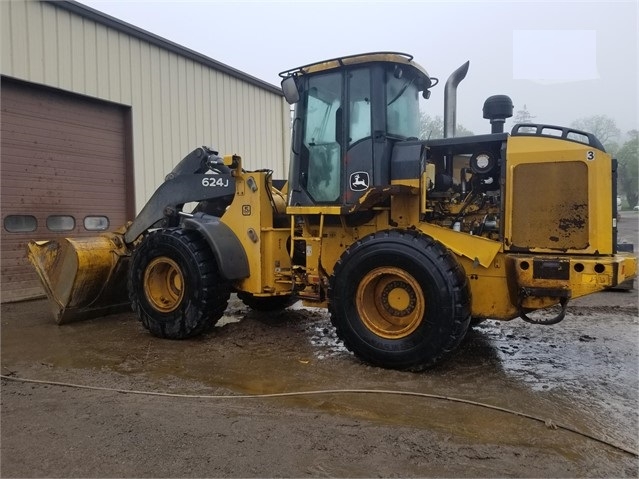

483,95,514,133
443,61,470,138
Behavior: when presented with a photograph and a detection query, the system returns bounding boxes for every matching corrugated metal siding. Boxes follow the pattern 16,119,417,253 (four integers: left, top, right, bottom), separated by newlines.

1,0,291,212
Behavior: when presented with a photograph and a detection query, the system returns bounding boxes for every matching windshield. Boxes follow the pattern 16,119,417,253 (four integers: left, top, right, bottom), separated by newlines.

386,72,420,139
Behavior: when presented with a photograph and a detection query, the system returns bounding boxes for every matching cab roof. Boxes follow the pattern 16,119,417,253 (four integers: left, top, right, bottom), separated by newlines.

279,51,432,84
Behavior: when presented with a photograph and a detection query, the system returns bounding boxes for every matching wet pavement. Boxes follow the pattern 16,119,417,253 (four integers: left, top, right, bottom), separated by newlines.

2,287,638,470
1,211,638,477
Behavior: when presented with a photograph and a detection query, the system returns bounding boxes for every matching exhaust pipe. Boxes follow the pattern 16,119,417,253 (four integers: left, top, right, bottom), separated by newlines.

443,61,470,138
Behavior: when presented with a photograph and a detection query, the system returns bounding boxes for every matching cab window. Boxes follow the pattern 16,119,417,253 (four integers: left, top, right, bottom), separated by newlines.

348,69,371,146
386,71,420,139
303,72,342,202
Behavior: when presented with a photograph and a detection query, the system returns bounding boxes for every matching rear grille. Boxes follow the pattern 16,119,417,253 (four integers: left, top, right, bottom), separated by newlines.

511,161,589,250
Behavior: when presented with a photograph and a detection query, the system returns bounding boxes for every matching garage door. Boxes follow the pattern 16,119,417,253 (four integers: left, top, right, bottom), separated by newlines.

1,78,131,302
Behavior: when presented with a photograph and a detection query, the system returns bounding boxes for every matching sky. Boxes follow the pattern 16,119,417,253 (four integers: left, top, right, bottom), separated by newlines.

79,0,638,139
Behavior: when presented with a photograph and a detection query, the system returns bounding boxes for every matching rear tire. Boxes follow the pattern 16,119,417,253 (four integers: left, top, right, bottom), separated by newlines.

129,229,230,339
329,230,471,370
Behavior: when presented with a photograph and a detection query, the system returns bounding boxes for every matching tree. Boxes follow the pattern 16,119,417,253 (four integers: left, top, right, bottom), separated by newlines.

419,113,473,139
456,124,474,137
513,104,536,133
571,115,621,151
514,104,535,124
420,114,443,139
617,130,639,209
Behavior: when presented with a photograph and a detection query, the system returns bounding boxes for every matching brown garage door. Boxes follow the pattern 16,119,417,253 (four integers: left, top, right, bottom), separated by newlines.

1,78,131,302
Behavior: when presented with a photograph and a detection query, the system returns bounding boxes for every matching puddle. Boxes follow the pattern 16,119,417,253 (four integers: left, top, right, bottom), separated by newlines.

291,304,350,360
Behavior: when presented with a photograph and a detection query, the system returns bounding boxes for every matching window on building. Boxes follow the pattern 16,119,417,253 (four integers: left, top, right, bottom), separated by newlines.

84,216,110,231
46,215,75,232
4,215,37,233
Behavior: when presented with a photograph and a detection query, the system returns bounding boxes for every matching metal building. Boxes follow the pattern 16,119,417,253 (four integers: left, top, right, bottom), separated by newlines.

1,0,290,302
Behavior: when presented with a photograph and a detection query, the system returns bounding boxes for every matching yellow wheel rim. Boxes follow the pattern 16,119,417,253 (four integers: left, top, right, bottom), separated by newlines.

143,257,185,313
356,267,425,339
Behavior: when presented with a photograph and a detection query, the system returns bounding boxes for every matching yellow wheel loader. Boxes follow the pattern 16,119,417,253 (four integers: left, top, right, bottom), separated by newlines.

28,52,637,370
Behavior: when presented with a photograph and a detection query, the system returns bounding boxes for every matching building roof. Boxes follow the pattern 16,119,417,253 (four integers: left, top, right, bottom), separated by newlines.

51,0,283,96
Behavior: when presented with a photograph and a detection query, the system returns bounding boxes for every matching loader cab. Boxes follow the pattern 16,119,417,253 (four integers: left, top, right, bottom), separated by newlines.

280,53,435,210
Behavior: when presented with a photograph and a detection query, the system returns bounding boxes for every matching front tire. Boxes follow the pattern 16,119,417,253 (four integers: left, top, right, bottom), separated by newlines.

129,229,230,339
329,230,471,370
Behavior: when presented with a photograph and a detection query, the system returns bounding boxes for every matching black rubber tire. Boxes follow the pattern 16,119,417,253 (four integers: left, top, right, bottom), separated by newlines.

329,230,471,371
237,292,296,312
128,229,230,339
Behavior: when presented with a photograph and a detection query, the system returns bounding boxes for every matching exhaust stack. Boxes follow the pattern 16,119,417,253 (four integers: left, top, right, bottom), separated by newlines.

443,61,470,138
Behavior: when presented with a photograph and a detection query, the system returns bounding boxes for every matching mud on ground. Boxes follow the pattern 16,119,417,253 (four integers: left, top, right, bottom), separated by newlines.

1,282,638,478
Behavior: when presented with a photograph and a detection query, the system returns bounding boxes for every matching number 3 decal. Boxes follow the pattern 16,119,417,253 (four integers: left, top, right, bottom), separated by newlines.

586,150,595,161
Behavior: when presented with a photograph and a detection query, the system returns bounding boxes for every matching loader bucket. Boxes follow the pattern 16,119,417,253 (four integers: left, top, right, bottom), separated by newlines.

27,234,131,324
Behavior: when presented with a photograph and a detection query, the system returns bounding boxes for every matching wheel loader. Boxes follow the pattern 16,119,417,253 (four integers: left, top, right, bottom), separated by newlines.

28,52,637,370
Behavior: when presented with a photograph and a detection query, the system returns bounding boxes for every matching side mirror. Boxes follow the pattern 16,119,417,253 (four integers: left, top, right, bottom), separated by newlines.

281,76,300,104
